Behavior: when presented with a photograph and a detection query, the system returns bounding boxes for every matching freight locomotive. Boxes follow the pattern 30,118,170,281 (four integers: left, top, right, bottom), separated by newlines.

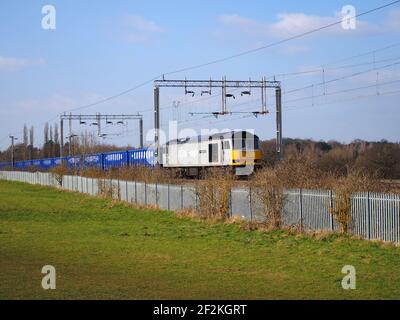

161,130,261,176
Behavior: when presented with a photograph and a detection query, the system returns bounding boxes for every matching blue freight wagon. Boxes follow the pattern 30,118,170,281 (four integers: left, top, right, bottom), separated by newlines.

82,154,102,169
102,150,128,169
0,147,155,171
128,148,155,166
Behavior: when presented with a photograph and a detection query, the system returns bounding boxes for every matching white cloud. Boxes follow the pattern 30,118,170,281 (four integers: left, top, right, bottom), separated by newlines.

385,9,400,31
109,14,165,44
296,64,324,73
13,93,105,113
122,15,164,33
280,44,310,54
272,13,338,37
217,10,384,40
0,56,45,71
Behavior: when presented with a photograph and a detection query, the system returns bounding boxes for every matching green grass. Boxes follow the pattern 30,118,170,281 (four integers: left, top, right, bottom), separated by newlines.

0,180,399,300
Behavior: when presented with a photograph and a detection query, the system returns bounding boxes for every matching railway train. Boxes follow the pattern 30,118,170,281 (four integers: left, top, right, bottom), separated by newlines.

0,130,262,176
161,130,261,176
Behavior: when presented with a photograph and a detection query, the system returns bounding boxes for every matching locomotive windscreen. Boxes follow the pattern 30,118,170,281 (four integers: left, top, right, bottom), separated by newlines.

232,131,259,151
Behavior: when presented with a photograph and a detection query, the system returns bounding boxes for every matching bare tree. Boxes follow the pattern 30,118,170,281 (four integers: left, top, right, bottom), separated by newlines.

29,125,34,160
23,124,28,160
50,125,53,142
49,125,54,157
54,123,59,145
23,124,28,146
54,123,60,157
43,123,49,157
44,123,49,143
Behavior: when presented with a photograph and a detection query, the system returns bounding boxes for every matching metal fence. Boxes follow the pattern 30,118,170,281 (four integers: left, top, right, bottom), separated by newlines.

1,170,399,244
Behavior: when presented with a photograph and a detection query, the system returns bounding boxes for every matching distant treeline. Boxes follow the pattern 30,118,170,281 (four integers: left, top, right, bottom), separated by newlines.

260,138,400,179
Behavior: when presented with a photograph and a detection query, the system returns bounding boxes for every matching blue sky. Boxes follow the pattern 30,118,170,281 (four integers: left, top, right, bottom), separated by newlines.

0,0,400,150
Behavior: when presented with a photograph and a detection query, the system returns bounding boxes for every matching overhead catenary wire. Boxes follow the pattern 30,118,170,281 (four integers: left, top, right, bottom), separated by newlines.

160,1,400,76
183,74,400,125
283,60,400,95
156,55,400,115
165,57,400,115
283,78,400,104
162,59,400,119
184,87,400,129
55,0,400,115
267,43,400,80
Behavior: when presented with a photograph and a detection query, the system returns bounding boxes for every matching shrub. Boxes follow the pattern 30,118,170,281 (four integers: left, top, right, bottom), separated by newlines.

252,167,285,229
195,168,234,221
97,169,120,198
50,164,72,186
327,169,387,233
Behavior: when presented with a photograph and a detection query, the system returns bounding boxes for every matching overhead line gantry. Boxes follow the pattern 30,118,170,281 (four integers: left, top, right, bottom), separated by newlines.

59,113,144,159
153,77,282,164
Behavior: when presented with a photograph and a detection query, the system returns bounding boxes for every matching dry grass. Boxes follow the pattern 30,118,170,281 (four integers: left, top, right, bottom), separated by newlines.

98,179,119,198
195,168,234,221
250,154,324,229
252,168,285,229
326,169,388,233
175,208,200,220
49,164,73,186
118,166,178,184
251,153,393,234
79,165,177,184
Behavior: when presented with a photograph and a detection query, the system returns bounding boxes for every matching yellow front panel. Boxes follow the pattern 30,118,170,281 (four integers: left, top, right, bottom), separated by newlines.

230,149,262,166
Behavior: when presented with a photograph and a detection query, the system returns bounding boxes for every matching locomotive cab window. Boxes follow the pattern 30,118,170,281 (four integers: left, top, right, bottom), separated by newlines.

233,136,259,150
208,143,218,163
246,136,259,150
222,141,230,149
233,138,246,150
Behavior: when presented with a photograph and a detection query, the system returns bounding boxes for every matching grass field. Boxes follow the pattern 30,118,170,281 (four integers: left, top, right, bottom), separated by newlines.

0,180,399,299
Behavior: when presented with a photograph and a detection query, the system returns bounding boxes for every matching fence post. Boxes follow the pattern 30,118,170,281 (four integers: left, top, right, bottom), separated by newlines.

118,177,120,200
329,190,334,231
397,194,400,244
135,181,137,203
167,183,170,210
144,181,147,205
194,185,198,213
155,183,158,206
181,185,184,209
299,188,303,231
229,187,232,218
367,191,371,240
249,186,253,222
126,180,128,202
